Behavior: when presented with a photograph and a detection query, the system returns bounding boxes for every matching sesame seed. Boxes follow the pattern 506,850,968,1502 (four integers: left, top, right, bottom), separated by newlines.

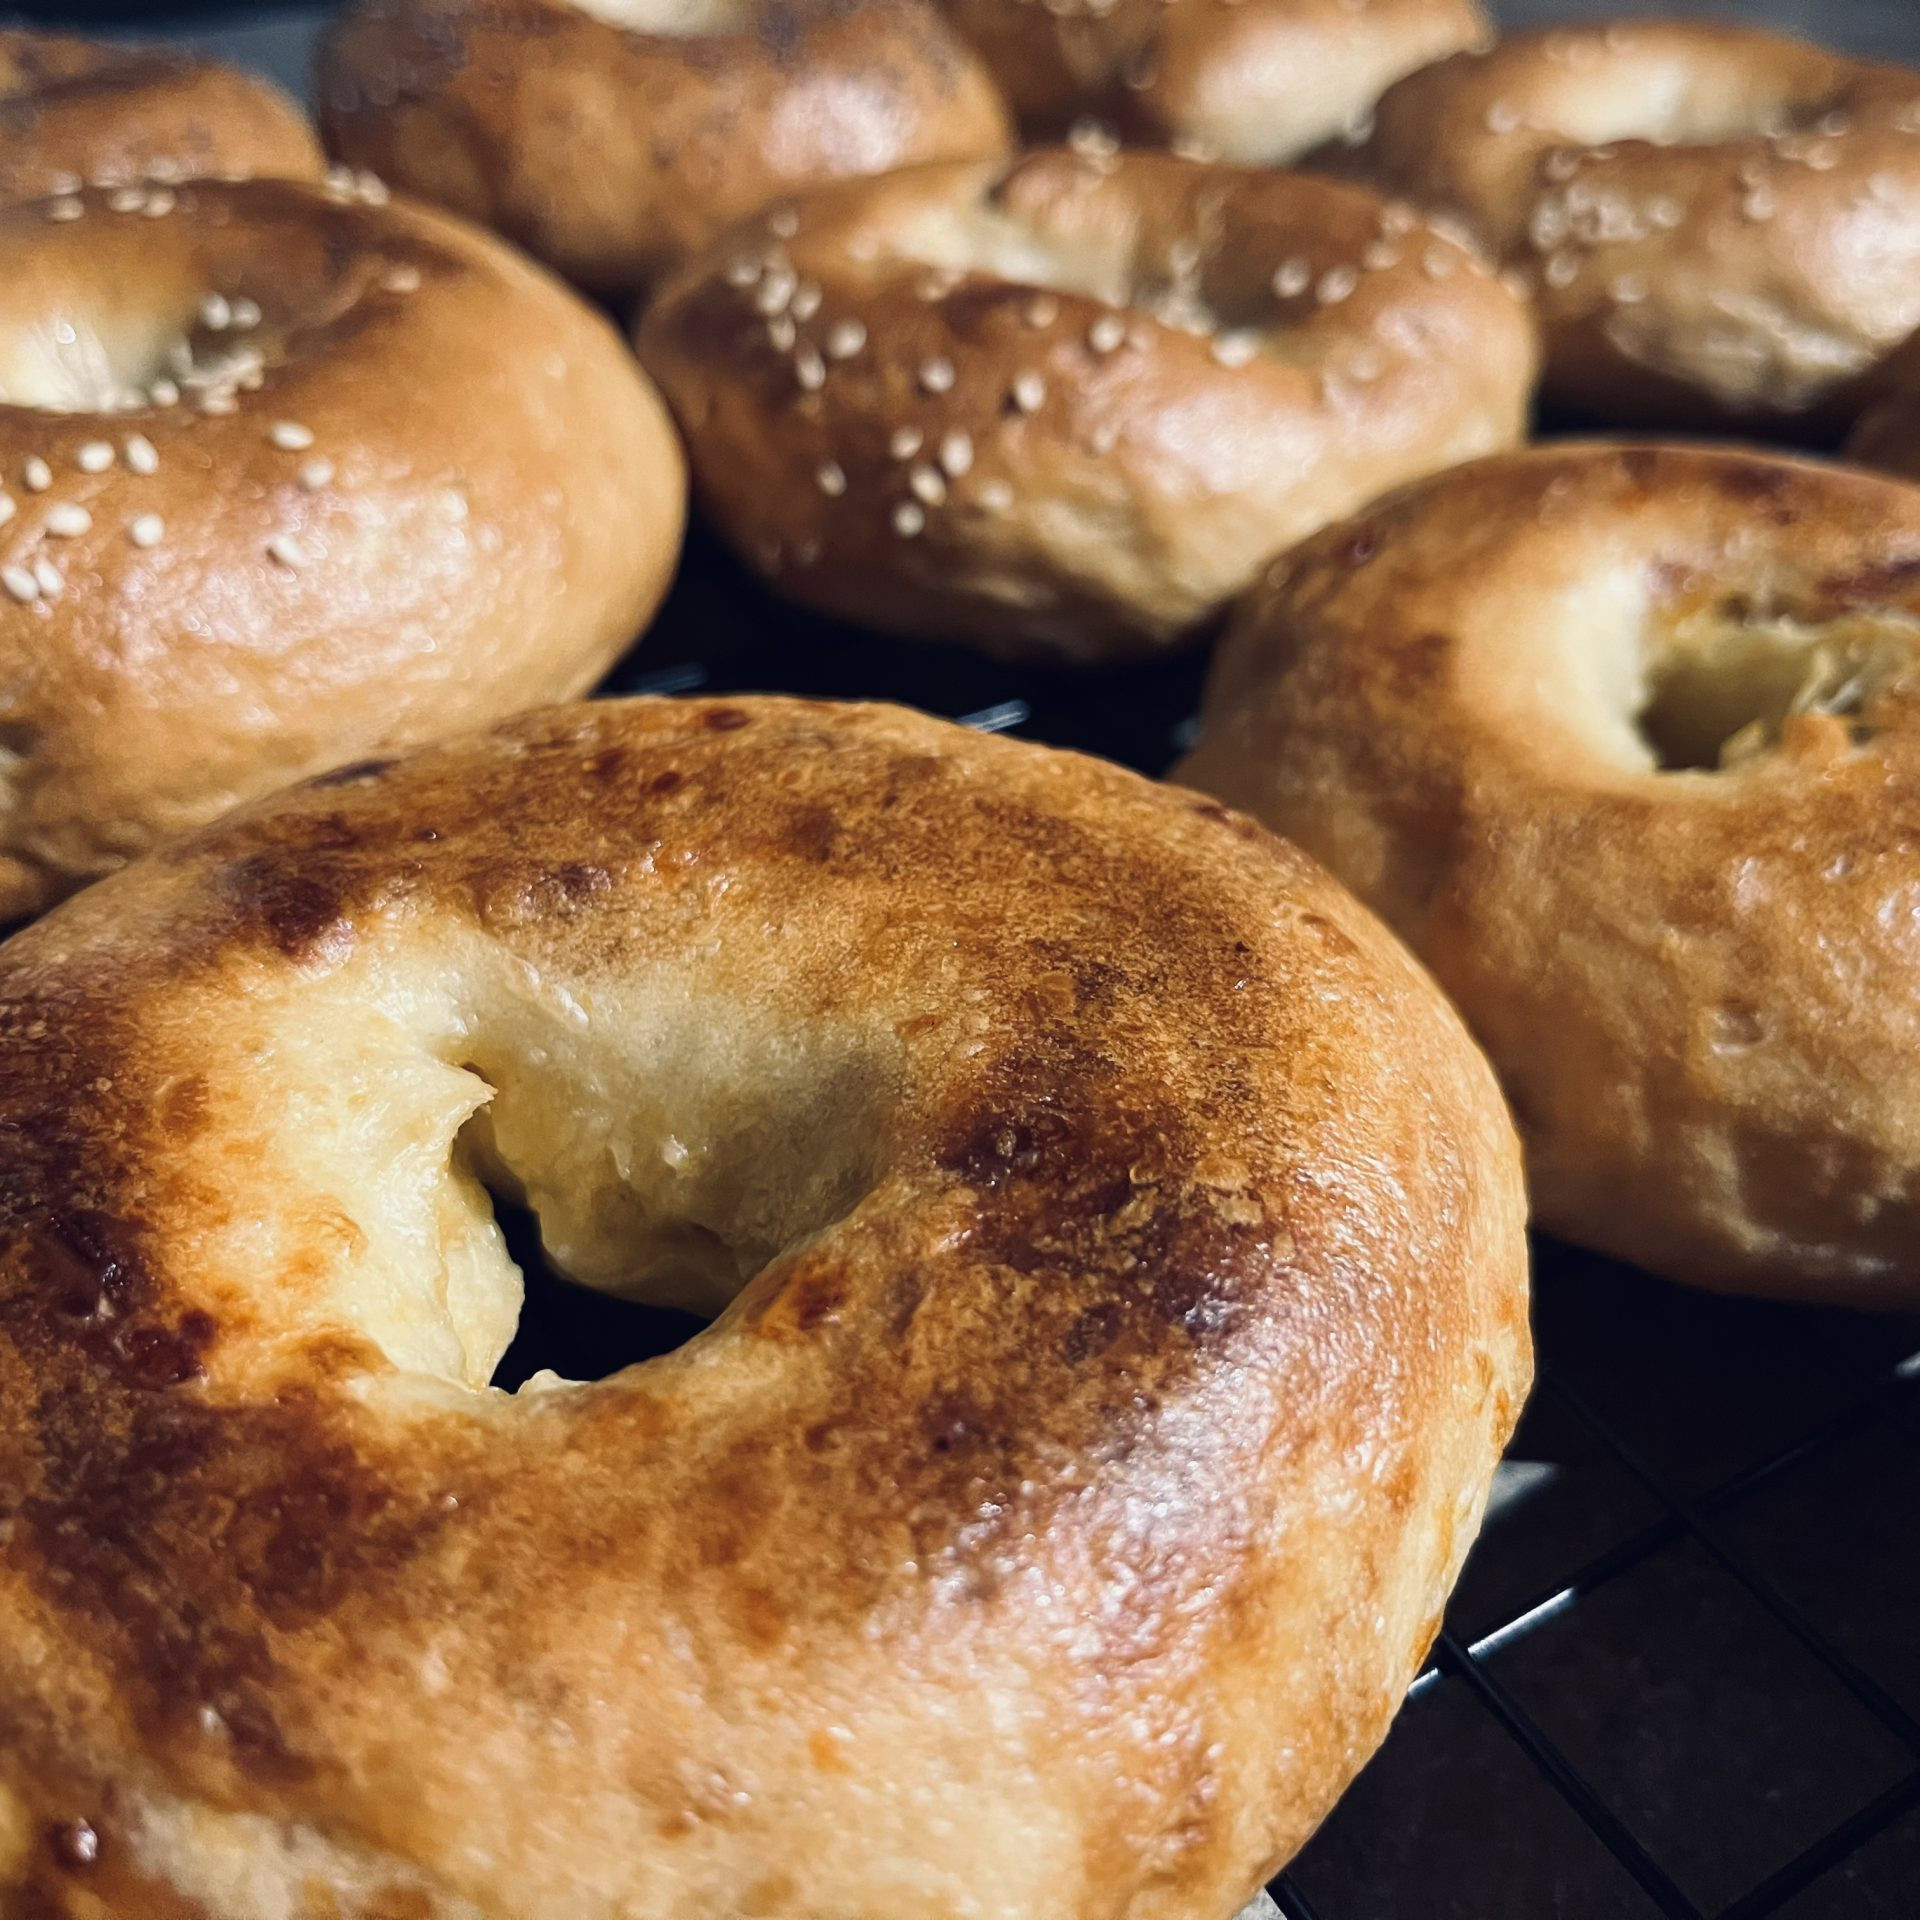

382,265,422,294
890,426,923,460
108,187,145,213
1544,251,1580,289
22,459,50,493
199,391,237,416
826,319,866,359
790,281,823,323
129,513,164,548
724,255,762,287
1090,421,1119,455
939,430,973,478
142,188,176,217
816,460,847,496
267,533,307,569
910,463,947,505
795,345,826,391
45,198,82,222
46,170,81,196
148,379,180,407
1211,331,1258,367
200,293,232,331
356,171,390,205
755,268,797,316
1610,272,1648,304
0,495,11,527
1422,246,1457,280
766,315,797,352
1381,201,1417,235
1272,257,1312,298
123,434,159,475
1804,143,1839,171
1023,295,1059,328
892,501,926,538
45,504,91,537
1819,110,1851,137
146,157,180,183
918,357,956,394
767,205,800,239
1011,371,1046,413
1485,100,1521,134
1742,188,1776,222
1317,265,1358,305
1647,196,1684,230
2,566,37,603
32,557,62,598
230,297,262,329
979,478,1014,510
299,458,335,491
271,422,315,452
1088,313,1127,353
1362,242,1400,271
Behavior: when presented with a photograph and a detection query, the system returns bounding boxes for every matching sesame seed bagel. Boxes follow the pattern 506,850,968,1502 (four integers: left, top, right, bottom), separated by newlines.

0,175,685,923
1180,442,1920,1301
0,694,1529,1920
0,29,323,207
638,149,1536,661
1326,22,1920,428
318,0,1014,297
941,0,1489,164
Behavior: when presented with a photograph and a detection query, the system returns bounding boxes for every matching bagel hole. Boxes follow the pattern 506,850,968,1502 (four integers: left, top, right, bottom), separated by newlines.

439,1007,892,1390
1637,605,1914,771
0,305,276,416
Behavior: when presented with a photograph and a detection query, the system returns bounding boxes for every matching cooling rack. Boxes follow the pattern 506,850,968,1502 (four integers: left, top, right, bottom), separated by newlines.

17,0,1920,1910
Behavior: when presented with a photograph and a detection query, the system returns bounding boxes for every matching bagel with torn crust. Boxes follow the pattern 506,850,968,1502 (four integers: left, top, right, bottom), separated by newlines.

0,173,684,922
318,0,1014,295
0,28,321,206
1328,21,1920,428
639,147,1536,661
1181,442,1920,1300
0,695,1529,1920
939,0,1490,163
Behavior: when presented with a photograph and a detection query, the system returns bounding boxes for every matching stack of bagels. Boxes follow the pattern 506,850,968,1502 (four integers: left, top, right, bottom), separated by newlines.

0,3,1915,1915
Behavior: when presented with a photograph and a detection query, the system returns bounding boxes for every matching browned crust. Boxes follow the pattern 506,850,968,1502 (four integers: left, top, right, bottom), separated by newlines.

0,177,685,922
1323,21,1920,427
941,0,1490,163
1181,441,1920,1297
638,147,1536,661
0,29,323,205
0,695,1528,1918
318,0,1014,293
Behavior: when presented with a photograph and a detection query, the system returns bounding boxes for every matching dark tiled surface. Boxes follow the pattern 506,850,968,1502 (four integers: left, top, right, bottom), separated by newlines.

1718,1415,1920,1727
1487,1540,1915,1913
1773,1793,1920,1920
1287,1677,1669,1920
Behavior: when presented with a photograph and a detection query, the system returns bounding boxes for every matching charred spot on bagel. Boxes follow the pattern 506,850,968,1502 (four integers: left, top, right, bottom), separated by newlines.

215,859,356,965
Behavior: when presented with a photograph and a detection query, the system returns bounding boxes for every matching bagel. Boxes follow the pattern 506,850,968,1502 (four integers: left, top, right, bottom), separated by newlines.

1327,21,1920,427
638,148,1536,661
939,0,1490,163
0,28,322,206
1180,442,1920,1300
0,694,1529,1920
0,175,685,922
1846,326,1920,478
318,0,1014,296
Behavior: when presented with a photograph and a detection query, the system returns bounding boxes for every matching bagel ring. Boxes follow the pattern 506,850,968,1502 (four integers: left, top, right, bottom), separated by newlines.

0,28,322,206
939,0,1490,163
0,695,1528,1920
1330,22,1920,427
1181,442,1920,1300
639,148,1536,661
0,175,685,921
319,0,1014,295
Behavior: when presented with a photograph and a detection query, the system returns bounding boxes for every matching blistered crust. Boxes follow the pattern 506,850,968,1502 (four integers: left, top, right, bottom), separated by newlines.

0,696,1527,1918
1183,442,1920,1296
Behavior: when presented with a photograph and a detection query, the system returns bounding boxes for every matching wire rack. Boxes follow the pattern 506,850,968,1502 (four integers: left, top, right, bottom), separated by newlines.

609,544,1920,1920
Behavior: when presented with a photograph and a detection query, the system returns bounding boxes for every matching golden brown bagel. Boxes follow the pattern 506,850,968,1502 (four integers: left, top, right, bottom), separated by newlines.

639,148,1536,661
1180,442,1920,1301
0,694,1529,1920
0,175,685,922
318,0,1014,296
0,28,322,205
942,0,1489,162
1326,21,1920,428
